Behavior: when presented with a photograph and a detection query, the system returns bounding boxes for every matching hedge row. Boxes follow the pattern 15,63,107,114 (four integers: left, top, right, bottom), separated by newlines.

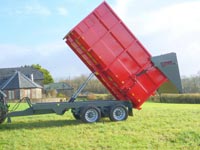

149,94,200,104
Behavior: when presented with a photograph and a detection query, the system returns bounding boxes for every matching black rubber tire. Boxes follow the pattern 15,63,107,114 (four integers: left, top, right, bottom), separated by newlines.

72,112,81,120
0,118,6,124
0,95,8,124
71,108,81,120
80,106,101,123
109,104,128,121
0,110,6,124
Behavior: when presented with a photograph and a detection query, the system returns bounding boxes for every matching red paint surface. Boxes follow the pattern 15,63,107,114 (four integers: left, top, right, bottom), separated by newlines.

64,2,167,109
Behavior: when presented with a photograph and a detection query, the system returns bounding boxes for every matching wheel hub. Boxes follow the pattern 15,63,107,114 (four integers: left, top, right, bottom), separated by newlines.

113,108,126,121
85,109,98,122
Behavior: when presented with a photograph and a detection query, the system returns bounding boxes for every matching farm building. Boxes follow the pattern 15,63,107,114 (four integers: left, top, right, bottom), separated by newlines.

44,82,73,97
0,66,44,100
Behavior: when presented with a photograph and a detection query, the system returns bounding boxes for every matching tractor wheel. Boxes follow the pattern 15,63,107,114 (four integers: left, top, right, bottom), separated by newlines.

109,104,128,121
0,110,6,124
0,92,8,124
80,106,101,123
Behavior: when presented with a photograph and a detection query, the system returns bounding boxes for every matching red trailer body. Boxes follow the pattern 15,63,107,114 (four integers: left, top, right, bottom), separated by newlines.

64,2,168,109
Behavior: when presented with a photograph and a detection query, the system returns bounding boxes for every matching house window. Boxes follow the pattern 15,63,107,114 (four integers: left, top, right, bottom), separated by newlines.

8,90,15,99
24,89,31,98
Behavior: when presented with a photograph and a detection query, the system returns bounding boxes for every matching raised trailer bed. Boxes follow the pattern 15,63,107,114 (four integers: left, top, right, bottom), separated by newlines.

64,1,182,109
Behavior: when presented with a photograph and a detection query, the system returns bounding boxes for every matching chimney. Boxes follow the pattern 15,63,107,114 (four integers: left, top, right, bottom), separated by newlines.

31,74,34,82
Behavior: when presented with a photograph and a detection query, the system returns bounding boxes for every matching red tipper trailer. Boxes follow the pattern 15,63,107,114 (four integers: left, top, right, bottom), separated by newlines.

64,2,182,109
0,1,183,124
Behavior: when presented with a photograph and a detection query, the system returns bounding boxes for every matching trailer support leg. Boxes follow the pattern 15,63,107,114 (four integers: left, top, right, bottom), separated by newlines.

68,73,95,102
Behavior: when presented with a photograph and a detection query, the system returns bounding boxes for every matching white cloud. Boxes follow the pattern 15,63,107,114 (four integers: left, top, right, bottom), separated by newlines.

0,41,66,65
113,1,200,36
0,44,31,57
113,0,200,76
136,1,200,36
57,7,68,16
0,44,32,68
24,4,51,16
3,2,51,16
0,42,89,78
113,0,133,18
34,41,66,56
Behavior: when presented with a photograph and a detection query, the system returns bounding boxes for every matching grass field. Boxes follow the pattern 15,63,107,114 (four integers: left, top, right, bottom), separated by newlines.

0,103,199,150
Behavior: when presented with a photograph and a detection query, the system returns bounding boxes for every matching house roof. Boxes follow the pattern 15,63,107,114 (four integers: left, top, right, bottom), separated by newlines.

0,66,44,86
44,82,73,91
1,71,42,90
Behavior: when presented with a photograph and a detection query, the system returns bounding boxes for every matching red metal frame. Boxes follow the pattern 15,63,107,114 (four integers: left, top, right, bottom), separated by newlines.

64,2,168,109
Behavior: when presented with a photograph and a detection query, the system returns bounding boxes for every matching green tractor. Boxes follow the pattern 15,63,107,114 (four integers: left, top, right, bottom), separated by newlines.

0,90,8,124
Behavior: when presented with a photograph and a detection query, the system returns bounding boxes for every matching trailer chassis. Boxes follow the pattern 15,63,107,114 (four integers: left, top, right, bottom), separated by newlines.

1,73,133,124
7,98,133,123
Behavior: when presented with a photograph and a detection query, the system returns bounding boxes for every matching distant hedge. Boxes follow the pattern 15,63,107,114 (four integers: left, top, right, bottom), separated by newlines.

149,94,200,104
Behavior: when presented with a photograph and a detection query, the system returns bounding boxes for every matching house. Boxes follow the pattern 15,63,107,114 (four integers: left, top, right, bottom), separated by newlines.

0,66,44,100
0,66,44,87
0,71,43,100
44,82,73,97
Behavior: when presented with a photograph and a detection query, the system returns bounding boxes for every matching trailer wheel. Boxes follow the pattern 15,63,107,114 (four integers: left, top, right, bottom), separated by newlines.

81,106,101,123
109,105,128,121
72,112,81,120
71,109,81,120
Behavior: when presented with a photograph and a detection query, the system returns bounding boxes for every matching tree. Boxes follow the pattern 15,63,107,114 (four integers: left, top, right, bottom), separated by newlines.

182,73,200,93
32,64,54,84
63,74,109,94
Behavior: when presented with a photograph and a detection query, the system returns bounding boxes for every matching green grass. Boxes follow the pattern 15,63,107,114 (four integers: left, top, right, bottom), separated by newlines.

0,103,200,150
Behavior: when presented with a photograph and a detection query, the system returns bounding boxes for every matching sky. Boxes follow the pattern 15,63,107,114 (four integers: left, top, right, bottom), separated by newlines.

0,0,200,80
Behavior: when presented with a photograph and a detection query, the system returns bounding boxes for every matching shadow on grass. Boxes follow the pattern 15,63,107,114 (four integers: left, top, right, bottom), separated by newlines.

0,119,82,130
0,118,112,130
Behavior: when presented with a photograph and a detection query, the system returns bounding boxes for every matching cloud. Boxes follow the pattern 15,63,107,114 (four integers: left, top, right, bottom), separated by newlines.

34,41,67,56
2,2,51,16
113,0,200,76
23,4,51,16
0,41,87,78
0,41,65,66
0,41,67,58
136,1,200,36
113,0,133,18
0,44,32,68
0,44,31,57
57,7,68,16
113,0,200,36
